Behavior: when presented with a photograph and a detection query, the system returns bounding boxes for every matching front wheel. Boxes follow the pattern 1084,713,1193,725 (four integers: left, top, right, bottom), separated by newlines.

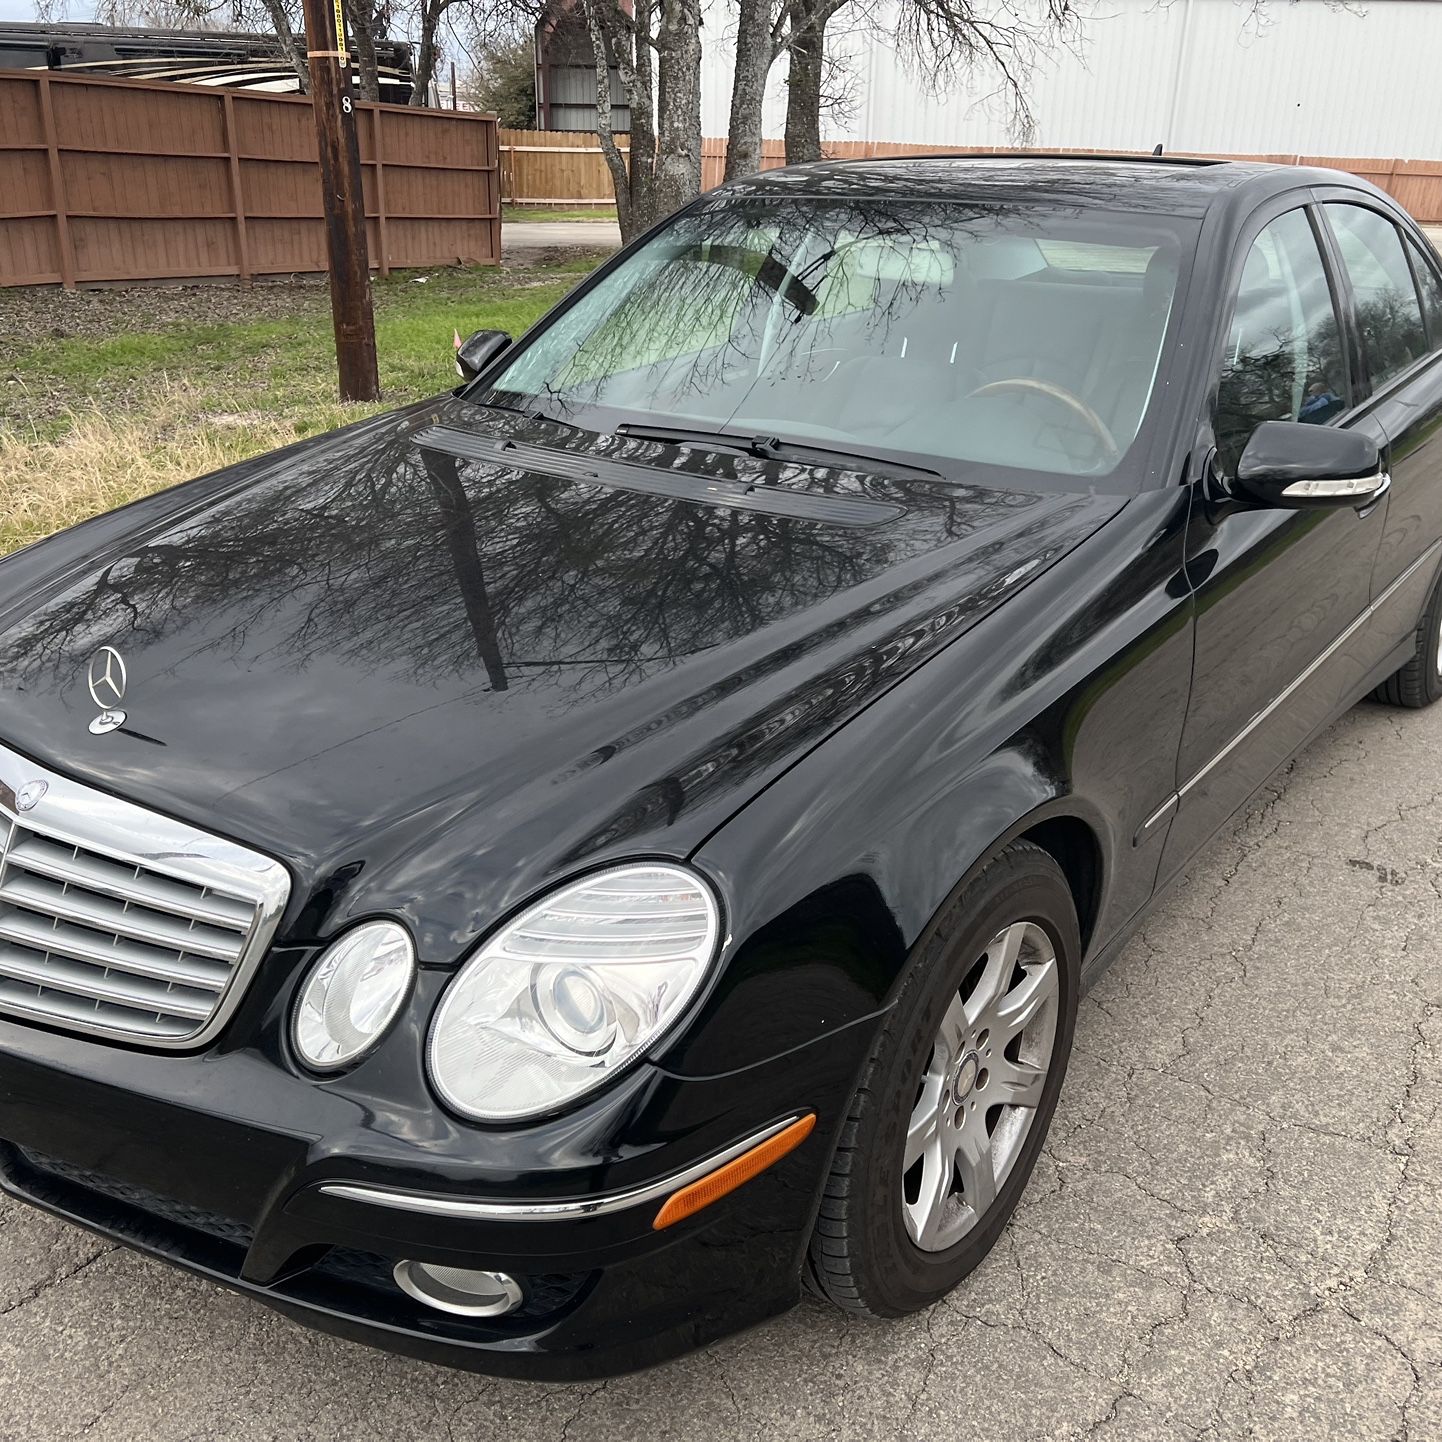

806,840,1080,1317
1373,567,1442,708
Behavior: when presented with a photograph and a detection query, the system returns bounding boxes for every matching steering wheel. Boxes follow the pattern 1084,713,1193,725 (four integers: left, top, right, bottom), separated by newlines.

966,377,1120,462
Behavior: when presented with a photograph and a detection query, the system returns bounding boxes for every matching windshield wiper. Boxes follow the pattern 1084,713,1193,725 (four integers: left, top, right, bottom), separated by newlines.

615,422,942,481
615,421,762,456
748,435,943,481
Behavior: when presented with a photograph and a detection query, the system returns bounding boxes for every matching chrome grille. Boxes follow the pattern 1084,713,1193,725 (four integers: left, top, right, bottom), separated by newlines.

0,740,289,1048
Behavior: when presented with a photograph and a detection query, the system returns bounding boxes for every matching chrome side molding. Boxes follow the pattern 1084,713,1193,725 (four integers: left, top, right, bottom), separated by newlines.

1179,537,1440,801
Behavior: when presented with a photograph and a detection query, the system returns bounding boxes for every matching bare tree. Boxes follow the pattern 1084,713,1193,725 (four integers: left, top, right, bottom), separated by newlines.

725,0,853,178
345,0,383,99
724,0,1082,173
397,0,525,105
258,0,311,90
723,0,779,180
783,0,827,163
892,0,1081,142
581,0,702,241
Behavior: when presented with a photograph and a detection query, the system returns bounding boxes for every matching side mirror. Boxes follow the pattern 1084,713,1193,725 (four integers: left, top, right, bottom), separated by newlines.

454,329,512,382
1231,420,1386,508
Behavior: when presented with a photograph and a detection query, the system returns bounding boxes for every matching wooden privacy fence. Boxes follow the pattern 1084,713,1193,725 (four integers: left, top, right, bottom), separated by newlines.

1,70,500,289
499,129,1442,223
499,127,626,206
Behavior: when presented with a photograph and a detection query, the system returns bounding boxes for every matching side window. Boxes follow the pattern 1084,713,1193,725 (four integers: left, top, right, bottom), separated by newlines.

1214,208,1348,471
1327,204,1428,387
1404,234,1442,348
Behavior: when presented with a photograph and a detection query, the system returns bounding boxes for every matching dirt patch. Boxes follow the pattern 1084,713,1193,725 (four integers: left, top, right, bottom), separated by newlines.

0,275,330,351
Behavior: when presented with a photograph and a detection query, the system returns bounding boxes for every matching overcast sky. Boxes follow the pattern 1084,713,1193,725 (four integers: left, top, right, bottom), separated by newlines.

1,0,48,18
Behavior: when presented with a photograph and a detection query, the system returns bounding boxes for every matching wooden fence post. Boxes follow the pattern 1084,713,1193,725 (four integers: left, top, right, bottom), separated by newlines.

1383,156,1401,208
371,106,389,278
222,91,251,285
37,74,75,290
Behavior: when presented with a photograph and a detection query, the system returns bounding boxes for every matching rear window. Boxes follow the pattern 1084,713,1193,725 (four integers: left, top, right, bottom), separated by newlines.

1405,235,1442,348
1327,204,1428,387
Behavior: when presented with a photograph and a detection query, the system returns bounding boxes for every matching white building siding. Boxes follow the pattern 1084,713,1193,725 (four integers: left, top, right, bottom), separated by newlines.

699,0,1442,158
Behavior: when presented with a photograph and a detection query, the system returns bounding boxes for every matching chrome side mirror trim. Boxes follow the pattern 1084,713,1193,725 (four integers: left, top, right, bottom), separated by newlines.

1281,469,1390,501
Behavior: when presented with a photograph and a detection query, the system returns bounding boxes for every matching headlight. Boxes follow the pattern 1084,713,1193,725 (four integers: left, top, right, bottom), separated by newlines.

293,921,416,1071
427,863,721,1121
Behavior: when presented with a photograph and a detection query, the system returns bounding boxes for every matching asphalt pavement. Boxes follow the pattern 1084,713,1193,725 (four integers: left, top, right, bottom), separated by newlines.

2,690,1439,1440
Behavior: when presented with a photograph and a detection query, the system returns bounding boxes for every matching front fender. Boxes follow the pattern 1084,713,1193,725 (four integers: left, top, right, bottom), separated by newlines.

663,738,1072,1079
664,487,1195,1079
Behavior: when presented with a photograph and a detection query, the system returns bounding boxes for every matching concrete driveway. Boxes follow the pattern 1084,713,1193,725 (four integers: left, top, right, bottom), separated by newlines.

503,219,622,256
2,694,1441,1441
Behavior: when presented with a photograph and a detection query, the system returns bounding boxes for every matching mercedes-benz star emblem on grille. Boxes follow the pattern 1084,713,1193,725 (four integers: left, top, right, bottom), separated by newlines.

15,780,47,812
85,645,128,735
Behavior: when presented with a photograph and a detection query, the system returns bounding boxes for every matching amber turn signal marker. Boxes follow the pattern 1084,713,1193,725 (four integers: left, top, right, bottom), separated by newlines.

653,1113,817,1230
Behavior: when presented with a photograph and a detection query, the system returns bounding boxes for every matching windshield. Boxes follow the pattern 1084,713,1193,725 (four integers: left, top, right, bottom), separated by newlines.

479,197,1199,487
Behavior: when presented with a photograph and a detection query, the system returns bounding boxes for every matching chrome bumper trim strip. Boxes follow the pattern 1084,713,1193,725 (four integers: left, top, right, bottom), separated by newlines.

317,1114,808,1221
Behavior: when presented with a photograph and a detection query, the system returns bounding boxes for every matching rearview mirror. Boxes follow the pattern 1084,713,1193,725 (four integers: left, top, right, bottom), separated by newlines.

454,329,512,382
1231,420,1386,508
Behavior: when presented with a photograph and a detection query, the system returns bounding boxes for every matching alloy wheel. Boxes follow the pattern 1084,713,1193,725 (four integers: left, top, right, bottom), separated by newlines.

901,920,1060,1251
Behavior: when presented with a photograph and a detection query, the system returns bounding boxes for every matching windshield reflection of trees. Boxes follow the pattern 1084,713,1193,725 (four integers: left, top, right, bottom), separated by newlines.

494,198,1054,437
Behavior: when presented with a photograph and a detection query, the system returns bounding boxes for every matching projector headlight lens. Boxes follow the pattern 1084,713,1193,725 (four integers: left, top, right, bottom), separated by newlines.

294,921,416,1071
427,863,721,1121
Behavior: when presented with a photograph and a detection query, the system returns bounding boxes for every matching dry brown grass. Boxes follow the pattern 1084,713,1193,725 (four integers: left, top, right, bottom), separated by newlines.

0,390,347,559
1,259,604,561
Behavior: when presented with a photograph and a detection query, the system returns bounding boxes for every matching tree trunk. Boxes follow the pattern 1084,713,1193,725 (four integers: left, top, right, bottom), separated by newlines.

346,0,380,102
410,0,441,106
651,0,702,219
585,0,633,239
723,0,772,181
584,0,699,239
784,3,825,165
262,0,309,92
626,0,658,232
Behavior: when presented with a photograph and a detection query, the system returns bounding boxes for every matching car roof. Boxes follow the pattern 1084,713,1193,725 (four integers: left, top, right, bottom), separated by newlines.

717,155,1365,218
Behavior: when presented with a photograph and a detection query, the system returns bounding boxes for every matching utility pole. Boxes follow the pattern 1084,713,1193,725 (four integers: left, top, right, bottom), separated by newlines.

302,0,380,402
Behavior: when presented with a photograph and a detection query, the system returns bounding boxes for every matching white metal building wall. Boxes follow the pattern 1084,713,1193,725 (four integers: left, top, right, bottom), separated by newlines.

699,0,1442,158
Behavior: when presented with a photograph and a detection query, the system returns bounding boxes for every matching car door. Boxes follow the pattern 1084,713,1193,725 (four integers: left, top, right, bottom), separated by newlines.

1159,198,1389,884
1316,195,1442,609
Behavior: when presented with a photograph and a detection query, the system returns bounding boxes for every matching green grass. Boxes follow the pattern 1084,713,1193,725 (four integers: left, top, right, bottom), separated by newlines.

504,205,618,224
7,259,601,441
1,257,605,557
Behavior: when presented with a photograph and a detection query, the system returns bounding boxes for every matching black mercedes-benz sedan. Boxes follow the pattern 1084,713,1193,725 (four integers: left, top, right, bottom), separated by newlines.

2,155,1441,1379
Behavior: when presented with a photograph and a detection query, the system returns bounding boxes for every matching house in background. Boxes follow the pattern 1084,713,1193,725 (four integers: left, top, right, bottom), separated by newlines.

533,0,629,132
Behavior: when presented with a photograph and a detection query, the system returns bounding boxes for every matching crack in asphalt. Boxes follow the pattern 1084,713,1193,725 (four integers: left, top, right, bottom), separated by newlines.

0,1242,117,1319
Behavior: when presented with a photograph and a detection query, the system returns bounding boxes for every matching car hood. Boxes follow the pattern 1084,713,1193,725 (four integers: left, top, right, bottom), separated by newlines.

0,398,1125,959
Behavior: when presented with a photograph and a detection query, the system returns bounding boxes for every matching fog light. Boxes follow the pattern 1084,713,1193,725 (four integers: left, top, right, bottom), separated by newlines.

392,1260,523,1317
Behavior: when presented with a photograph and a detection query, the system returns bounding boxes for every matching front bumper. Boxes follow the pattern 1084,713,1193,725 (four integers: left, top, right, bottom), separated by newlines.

0,1007,877,1380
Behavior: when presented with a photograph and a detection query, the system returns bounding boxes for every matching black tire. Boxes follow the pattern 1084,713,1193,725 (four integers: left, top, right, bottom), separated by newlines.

805,840,1080,1317
1373,569,1442,708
